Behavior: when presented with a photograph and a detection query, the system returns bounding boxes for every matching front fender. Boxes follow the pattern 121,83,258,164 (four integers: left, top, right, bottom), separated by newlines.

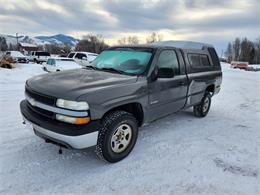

77,79,148,121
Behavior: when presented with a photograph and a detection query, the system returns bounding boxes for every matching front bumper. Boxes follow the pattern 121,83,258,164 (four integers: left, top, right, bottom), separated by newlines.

20,100,101,149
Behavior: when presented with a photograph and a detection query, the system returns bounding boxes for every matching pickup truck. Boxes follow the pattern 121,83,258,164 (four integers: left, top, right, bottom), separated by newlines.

5,51,29,63
20,41,222,163
43,57,82,72
29,51,51,64
67,51,98,66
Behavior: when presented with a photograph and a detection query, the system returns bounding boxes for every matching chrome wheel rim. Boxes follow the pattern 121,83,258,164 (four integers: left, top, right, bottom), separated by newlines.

202,97,210,113
111,124,132,153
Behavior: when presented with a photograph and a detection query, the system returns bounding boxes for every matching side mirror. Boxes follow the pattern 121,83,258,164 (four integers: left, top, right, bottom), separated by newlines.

82,57,88,60
158,67,174,78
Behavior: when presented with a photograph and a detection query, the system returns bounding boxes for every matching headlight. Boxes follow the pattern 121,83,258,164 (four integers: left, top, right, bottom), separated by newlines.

56,99,89,110
56,114,90,125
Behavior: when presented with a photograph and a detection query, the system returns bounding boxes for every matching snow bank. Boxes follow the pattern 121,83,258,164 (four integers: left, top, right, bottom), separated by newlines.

0,63,259,194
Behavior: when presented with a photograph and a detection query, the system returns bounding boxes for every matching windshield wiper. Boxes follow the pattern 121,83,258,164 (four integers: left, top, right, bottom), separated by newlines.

99,67,127,75
84,65,99,70
85,66,134,75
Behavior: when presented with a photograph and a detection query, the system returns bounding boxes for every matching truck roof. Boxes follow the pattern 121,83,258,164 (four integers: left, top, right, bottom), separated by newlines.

111,41,214,50
150,41,213,50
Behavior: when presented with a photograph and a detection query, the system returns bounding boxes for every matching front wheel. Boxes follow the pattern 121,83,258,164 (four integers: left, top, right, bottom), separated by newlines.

193,92,211,117
96,111,138,163
1,64,12,69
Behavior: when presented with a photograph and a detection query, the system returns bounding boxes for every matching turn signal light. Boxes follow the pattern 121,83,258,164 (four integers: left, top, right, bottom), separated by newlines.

75,117,91,125
56,114,90,125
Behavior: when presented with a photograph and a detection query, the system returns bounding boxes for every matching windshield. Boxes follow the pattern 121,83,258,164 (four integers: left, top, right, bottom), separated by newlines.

68,53,75,58
36,52,50,56
46,59,55,65
90,49,153,75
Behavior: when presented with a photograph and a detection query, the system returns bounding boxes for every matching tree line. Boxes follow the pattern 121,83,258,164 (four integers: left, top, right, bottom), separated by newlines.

2,33,260,64
75,32,163,53
117,32,163,45
0,32,163,55
225,37,260,64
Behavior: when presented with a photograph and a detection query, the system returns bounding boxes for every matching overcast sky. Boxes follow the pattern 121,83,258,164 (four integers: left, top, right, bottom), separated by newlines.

0,0,259,54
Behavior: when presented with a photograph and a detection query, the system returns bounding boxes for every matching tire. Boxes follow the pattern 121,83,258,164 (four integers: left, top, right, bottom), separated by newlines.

193,92,211,117
1,64,12,69
96,111,138,163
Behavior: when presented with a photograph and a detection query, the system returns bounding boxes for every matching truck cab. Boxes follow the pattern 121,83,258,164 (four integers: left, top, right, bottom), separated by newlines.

20,41,222,163
29,51,51,64
67,51,98,66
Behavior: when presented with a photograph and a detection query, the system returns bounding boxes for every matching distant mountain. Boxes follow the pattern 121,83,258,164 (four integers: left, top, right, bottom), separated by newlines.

0,34,79,46
35,34,79,45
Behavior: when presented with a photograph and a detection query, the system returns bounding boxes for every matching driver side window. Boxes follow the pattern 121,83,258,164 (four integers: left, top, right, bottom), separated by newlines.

157,50,180,75
75,53,87,59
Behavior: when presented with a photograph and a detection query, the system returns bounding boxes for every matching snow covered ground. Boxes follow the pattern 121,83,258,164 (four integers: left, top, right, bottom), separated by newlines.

0,63,259,194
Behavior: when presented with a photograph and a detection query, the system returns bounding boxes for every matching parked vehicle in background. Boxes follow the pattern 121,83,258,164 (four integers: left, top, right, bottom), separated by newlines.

231,61,249,69
20,41,222,163
43,58,82,72
245,64,260,72
29,51,51,64
5,51,29,63
67,51,98,66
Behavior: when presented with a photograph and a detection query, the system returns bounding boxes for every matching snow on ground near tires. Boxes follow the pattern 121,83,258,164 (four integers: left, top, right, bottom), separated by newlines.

0,63,259,194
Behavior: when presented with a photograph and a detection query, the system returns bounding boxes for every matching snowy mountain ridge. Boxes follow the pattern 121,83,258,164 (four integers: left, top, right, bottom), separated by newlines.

0,34,79,46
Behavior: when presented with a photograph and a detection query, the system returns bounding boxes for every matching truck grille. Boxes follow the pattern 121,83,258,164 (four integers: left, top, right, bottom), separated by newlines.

27,102,55,118
25,87,56,106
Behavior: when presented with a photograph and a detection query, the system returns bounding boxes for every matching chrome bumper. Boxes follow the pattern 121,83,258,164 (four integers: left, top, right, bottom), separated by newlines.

23,117,98,149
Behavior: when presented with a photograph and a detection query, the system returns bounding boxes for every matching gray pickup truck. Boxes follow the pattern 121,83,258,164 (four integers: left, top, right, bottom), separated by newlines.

20,41,222,163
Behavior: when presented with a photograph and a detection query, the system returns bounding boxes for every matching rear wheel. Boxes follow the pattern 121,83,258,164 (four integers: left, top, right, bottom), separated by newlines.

193,92,211,117
96,111,138,163
1,64,12,69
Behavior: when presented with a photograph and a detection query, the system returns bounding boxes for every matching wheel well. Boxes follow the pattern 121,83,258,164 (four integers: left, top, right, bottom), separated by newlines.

206,84,215,94
104,103,144,127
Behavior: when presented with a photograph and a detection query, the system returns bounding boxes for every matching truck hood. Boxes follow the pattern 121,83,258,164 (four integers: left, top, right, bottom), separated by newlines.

27,69,137,100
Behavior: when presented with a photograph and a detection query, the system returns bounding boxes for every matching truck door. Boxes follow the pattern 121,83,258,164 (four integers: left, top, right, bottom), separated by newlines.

148,49,188,121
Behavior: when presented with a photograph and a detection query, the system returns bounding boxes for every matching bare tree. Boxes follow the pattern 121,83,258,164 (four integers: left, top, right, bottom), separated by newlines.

0,37,8,51
76,34,109,53
240,38,255,63
44,44,62,54
225,42,232,62
8,43,14,50
117,37,127,45
63,44,72,55
146,32,163,43
44,44,72,55
232,38,241,61
225,36,260,64
118,36,139,45
254,37,260,64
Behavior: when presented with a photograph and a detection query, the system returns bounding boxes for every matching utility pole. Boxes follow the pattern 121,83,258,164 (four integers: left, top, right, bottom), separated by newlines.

15,33,23,51
16,33,19,51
